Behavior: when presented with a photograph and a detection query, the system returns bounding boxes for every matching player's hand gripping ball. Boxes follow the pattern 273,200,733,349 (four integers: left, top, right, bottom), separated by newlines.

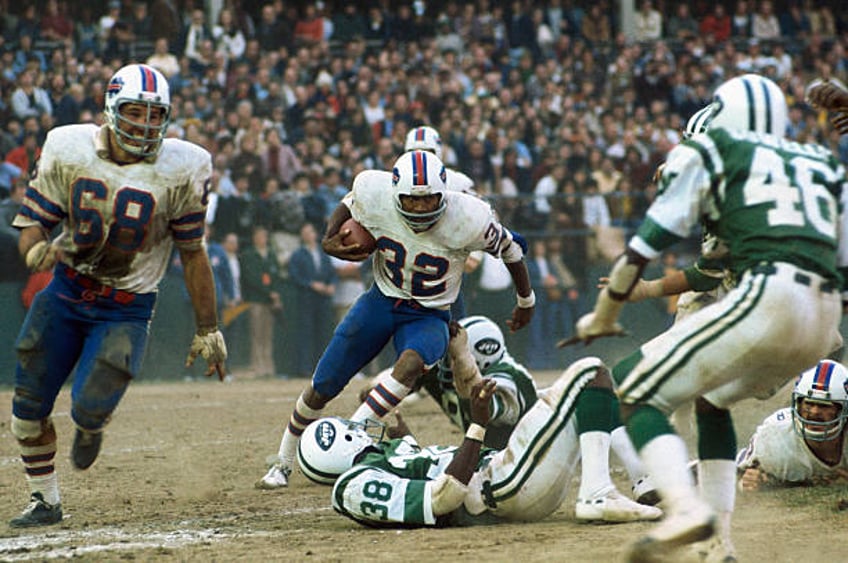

340,217,377,256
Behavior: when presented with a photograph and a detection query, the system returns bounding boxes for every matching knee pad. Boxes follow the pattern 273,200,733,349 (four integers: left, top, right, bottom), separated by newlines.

11,415,55,445
72,359,131,431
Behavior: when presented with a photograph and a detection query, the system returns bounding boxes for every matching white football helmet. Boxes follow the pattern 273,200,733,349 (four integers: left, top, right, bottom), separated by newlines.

683,105,715,140
392,150,448,232
404,125,443,160
297,417,384,485
458,315,506,371
791,360,848,442
709,73,787,136
104,63,171,157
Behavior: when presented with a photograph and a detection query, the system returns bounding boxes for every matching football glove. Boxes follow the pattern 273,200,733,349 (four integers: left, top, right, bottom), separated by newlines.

25,240,60,272
186,329,228,378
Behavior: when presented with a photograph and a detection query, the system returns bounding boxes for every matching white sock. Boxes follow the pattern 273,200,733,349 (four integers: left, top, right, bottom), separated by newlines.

698,459,736,539
611,426,646,483
278,393,323,469
351,375,411,422
639,434,698,511
20,441,60,506
577,431,614,499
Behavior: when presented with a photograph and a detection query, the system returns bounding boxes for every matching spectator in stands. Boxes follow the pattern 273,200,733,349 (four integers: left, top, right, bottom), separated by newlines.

98,1,122,51
214,173,256,245
634,0,662,42
260,127,302,188
700,4,731,45
12,34,47,75
146,38,180,79
183,8,212,68
150,0,181,45
288,222,336,378
731,0,752,37
331,5,367,43
4,131,40,178
240,225,283,379
128,1,154,44
752,0,781,41
213,7,247,64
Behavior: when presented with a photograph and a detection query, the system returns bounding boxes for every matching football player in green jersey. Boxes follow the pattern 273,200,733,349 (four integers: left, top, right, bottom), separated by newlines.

571,73,847,562
298,357,662,527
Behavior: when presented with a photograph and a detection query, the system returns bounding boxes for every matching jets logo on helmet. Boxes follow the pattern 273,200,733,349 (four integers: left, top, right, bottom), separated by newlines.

315,420,337,451
458,316,506,371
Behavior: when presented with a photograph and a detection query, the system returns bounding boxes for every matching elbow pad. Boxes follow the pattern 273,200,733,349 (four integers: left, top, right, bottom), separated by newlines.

500,239,524,263
606,249,649,301
430,473,469,516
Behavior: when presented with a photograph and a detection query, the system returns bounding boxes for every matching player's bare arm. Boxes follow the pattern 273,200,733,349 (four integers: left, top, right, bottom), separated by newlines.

597,268,691,302
321,203,371,261
504,259,534,332
18,225,60,272
181,245,227,381
443,379,495,484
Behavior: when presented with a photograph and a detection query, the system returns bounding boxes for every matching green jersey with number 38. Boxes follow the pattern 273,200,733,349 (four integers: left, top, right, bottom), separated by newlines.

633,127,847,286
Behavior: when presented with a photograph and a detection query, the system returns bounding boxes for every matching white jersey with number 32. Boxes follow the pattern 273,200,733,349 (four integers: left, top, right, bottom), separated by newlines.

344,170,509,309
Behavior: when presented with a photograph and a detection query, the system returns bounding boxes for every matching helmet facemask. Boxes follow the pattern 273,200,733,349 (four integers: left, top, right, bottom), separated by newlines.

392,150,448,232
791,360,848,442
104,64,172,157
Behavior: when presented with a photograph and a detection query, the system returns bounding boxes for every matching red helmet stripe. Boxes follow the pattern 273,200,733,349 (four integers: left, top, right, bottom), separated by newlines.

413,151,427,185
813,361,834,391
139,65,157,93
415,127,425,141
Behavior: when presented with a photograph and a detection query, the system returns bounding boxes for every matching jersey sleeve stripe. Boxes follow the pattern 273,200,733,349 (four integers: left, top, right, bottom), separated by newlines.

22,187,66,225
632,216,682,257
17,205,62,230
170,211,206,225
171,226,204,241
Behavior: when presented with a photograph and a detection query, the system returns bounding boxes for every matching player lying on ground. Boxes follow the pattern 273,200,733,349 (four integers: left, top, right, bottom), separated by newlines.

298,358,662,527
364,315,658,508
736,359,848,491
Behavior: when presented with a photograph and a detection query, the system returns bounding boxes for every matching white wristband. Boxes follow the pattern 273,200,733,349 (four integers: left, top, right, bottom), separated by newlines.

465,423,486,443
516,290,536,308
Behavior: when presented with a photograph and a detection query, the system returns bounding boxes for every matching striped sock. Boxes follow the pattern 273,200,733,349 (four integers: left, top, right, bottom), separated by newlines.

278,393,322,469
351,376,411,422
21,441,60,506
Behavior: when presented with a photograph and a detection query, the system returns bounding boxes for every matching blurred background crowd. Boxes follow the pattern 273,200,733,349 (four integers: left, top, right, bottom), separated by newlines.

0,0,846,381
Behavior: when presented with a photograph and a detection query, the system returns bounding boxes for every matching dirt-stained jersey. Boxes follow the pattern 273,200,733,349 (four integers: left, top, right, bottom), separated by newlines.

735,407,848,484
331,435,496,527
344,170,510,309
14,124,211,293
420,354,538,449
632,127,848,287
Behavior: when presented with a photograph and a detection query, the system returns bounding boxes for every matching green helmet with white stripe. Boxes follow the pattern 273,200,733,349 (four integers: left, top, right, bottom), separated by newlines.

709,73,787,136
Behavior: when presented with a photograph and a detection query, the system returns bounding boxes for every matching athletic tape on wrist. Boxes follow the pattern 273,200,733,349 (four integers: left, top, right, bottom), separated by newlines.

516,290,536,308
465,423,486,443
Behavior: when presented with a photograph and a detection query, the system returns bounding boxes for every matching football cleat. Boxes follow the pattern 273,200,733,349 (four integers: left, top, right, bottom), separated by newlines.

9,492,63,528
255,463,291,489
575,488,663,523
625,498,715,562
687,535,738,563
632,475,661,506
71,429,103,470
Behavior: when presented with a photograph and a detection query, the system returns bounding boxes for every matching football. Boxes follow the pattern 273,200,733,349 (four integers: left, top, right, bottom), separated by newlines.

340,217,376,255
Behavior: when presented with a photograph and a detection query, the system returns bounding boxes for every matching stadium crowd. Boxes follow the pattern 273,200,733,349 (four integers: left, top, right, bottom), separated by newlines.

0,0,846,374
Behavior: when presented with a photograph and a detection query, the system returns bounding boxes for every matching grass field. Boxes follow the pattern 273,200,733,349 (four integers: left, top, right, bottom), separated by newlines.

0,370,846,562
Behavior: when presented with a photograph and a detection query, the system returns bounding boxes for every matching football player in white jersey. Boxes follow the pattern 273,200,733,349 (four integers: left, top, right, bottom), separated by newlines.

737,360,848,491
8,64,226,528
257,150,534,489
404,125,475,194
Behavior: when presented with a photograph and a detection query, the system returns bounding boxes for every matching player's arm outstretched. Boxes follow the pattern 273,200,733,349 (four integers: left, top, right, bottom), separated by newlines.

182,245,227,380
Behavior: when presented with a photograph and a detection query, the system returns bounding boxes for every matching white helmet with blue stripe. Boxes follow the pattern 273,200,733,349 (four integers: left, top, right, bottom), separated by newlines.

791,360,848,442
392,150,448,232
709,73,787,136
104,63,171,157
683,105,716,140
404,125,443,160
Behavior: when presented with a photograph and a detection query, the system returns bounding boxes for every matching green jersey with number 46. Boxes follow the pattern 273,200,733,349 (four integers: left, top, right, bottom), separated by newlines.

633,127,847,287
